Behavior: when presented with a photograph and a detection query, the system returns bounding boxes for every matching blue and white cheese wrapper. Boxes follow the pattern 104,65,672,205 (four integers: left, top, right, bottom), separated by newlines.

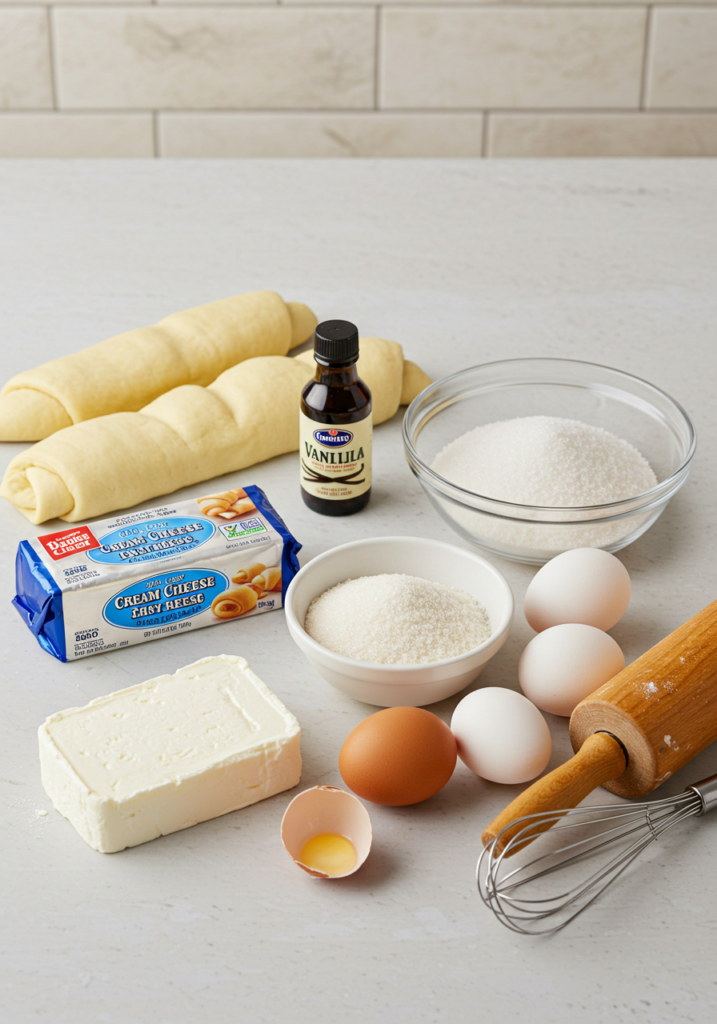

13,484,301,661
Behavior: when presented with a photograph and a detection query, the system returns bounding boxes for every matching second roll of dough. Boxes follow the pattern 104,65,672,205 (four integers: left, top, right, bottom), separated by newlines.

1,338,431,524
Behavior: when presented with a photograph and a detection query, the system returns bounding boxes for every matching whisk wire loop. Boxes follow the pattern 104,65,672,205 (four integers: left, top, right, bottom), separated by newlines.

478,784,708,936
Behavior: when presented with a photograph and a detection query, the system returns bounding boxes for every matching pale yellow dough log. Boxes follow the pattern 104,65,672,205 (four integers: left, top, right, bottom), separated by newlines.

1,338,430,524
0,290,317,442
401,361,432,406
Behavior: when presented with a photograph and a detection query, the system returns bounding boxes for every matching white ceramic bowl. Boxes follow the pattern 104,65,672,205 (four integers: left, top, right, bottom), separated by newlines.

284,536,514,707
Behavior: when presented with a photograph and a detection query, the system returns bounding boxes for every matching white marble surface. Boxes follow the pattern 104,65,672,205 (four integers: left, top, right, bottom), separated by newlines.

0,160,716,1023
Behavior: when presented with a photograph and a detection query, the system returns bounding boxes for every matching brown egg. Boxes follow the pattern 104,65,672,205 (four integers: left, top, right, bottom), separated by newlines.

339,707,458,806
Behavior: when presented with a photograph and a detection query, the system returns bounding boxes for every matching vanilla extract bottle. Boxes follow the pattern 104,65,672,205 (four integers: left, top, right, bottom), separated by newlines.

300,320,372,516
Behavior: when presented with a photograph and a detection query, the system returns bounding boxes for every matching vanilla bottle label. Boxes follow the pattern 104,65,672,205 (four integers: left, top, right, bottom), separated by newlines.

299,411,372,501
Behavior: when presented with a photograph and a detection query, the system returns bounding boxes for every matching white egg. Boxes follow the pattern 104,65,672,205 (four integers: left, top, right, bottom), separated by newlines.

519,623,625,717
450,687,552,785
524,548,631,633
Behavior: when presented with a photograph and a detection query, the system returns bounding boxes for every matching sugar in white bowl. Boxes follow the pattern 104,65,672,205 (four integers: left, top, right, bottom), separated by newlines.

304,573,491,666
284,536,515,708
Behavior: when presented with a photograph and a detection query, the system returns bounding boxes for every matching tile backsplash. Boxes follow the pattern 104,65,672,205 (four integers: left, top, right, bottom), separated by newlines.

1,3,716,157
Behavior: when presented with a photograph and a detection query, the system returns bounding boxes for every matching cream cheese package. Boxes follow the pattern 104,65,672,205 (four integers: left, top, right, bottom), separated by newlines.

39,655,302,852
13,485,301,661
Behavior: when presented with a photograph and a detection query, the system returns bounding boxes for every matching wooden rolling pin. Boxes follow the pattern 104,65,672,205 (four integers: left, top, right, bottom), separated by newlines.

483,598,717,854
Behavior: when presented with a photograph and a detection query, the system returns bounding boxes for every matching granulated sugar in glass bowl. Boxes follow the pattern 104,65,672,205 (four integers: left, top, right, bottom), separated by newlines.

403,359,695,565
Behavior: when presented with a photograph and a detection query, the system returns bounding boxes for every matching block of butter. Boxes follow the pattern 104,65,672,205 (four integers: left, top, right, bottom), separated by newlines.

38,655,302,853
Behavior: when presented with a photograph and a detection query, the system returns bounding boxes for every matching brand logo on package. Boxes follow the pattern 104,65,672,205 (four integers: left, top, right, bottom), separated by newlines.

313,428,353,448
219,518,267,541
88,516,215,566
38,525,99,561
103,568,229,630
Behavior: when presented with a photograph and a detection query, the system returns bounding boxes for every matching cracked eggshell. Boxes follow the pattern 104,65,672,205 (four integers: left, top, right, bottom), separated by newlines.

280,786,372,879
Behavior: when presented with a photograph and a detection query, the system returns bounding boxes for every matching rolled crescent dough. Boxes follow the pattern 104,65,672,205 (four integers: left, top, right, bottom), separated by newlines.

0,290,317,442
1,338,431,524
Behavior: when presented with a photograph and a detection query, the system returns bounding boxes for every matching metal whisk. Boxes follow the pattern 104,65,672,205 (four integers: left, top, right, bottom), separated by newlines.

477,773,717,936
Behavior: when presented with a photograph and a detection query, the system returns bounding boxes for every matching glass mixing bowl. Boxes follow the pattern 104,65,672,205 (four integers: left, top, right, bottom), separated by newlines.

402,358,695,565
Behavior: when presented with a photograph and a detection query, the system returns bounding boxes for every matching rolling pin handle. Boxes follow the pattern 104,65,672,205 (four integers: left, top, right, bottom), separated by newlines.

596,730,630,769
482,731,628,854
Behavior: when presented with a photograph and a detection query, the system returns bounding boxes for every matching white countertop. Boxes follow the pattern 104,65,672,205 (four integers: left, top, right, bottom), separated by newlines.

1,160,716,1023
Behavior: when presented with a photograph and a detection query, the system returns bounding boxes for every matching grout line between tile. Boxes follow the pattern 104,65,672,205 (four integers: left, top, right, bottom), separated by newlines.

481,111,489,158
3,109,717,117
374,6,381,112
152,111,160,157
640,6,654,110
4,2,716,6
12,1,717,7
46,8,60,111
109,2,717,6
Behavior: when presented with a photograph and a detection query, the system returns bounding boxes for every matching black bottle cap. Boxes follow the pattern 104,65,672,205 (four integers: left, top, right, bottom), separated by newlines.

314,320,359,366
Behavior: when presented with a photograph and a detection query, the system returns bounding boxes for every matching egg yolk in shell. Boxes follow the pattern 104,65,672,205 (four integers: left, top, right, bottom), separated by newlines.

300,833,357,877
